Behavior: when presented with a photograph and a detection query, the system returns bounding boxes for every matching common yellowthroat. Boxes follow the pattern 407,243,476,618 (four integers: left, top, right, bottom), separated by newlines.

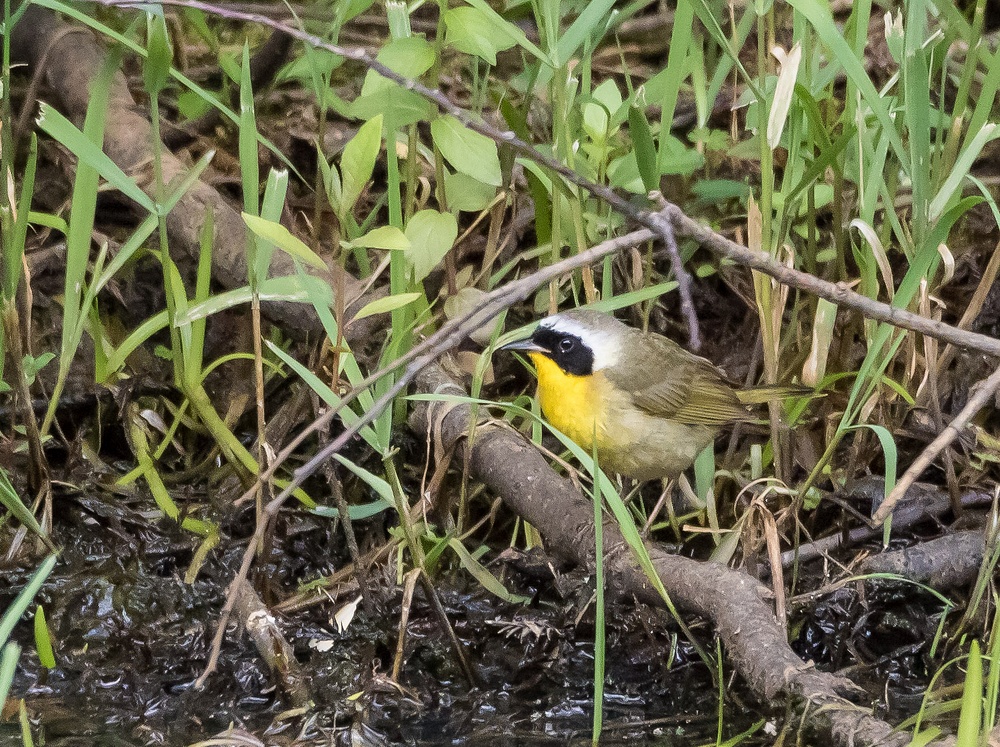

501,309,798,480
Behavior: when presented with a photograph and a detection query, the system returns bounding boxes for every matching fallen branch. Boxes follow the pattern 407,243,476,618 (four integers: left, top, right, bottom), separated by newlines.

875,363,1000,523
233,578,311,707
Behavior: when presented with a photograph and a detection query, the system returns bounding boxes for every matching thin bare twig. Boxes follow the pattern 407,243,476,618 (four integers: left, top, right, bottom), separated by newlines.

666,204,1000,357
874,363,1000,524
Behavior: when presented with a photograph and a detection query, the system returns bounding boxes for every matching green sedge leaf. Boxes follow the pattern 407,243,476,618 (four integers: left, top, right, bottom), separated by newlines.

242,214,327,271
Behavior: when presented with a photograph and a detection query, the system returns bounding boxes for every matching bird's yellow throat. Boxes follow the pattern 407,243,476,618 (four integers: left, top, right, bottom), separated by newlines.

528,351,605,451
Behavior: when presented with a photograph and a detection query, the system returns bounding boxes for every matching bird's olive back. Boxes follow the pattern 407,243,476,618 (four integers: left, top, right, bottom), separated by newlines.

604,331,747,424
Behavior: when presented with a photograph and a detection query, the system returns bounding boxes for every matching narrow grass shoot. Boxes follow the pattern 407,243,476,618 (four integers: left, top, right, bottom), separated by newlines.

36,54,120,435
32,606,55,670
956,640,983,747
0,556,56,746
0,554,57,656
591,428,605,747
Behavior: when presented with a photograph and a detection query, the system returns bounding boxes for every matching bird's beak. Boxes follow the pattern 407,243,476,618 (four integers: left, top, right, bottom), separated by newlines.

499,338,549,354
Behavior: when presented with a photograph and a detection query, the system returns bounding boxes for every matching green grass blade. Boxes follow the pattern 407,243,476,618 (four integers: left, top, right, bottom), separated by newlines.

7,135,37,298
787,0,906,163
930,124,999,220
655,0,695,169
0,554,57,646
555,0,616,69
32,606,55,669
266,341,382,451
35,104,155,214
956,641,983,747
0,642,20,709
591,435,605,746
448,538,530,603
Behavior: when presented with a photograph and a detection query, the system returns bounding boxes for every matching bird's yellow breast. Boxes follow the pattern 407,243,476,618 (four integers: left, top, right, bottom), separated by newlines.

528,352,609,452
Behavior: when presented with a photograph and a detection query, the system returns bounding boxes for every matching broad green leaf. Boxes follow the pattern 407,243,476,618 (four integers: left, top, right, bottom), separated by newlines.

431,115,502,186
582,100,610,144
658,134,704,176
350,88,434,132
340,115,383,215
444,171,498,212
689,180,751,202
360,37,435,96
582,80,622,143
443,287,503,345
143,12,172,96
346,225,410,251
23,353,55,387
277,48,343,86
591,78,624,114
404,210,458,283
627,106,658,193
606,152,645,194
351,292,422,322
242,214,327,271
456,0,548,63
319,141,342,209
443,6,517,65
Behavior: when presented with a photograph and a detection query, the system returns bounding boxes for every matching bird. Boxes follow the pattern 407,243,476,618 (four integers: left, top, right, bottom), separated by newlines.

500,308,803,481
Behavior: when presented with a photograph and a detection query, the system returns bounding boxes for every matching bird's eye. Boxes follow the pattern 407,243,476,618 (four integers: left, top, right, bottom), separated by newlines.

558,337,575,353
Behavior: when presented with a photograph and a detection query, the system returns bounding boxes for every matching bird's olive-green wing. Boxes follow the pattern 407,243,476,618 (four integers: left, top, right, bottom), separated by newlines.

604,333,750,426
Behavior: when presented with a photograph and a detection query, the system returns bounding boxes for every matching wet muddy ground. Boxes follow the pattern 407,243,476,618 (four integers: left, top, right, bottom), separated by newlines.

2,484,959,746
1,489,732,746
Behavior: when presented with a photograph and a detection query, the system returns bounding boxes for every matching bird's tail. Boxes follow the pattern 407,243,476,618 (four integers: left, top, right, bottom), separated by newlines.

735,384,817,406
